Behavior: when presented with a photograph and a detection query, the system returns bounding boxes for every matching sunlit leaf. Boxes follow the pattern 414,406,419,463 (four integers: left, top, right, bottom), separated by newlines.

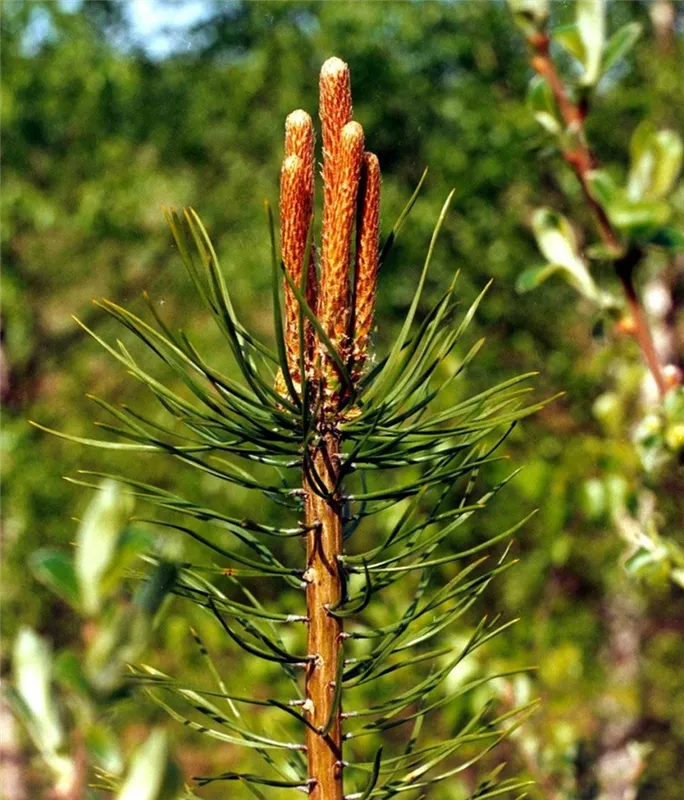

507,0,549,37
13,628,64,755
75,480,134,615
576,0,606,87
117,730,183,800
628,121,683,200
529,208,606,304
516,263,563,294
527,75,561,134
602,22,642,74
554,25,585,63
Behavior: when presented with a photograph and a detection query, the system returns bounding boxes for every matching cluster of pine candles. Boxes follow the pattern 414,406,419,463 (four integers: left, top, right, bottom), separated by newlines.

279,56,381,799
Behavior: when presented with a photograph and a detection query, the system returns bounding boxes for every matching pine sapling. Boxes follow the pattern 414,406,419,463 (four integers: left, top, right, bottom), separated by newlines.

33,56,547,799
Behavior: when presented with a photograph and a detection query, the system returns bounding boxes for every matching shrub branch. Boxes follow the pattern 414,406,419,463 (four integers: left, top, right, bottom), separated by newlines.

528,32,669,397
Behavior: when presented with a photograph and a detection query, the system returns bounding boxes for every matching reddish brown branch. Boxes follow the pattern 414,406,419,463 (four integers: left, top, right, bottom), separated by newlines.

617,254,669,396
528,35,669,396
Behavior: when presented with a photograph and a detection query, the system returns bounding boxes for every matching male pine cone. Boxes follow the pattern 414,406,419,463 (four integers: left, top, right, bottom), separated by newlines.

277,56,381,414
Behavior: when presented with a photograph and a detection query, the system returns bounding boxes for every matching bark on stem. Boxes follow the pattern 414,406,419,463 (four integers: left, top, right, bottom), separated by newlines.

305,433,344,800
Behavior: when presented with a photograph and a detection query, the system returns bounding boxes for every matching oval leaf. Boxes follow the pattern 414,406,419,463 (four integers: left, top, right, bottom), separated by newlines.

516,263,562,294
554,24,585,63
649,227,684,253
117,730,183,800
602,22,642,74
30,549,80,609
577,0,606,86
76,480,134,615
527,75,561,134
651,130,683,198
507,0,549,36
609,198,672,238
13,627,64,754
531,208,603,302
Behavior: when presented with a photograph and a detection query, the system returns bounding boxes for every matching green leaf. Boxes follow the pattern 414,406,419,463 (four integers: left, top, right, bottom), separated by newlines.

54,650,91,698
585,243,626,261
100,527,155,599
76,479,134,615
30,549,80,609
531,208,580,267
624,547,662,577
515,263,562,294
630,120,657,178
576,0,606,87
144,686,302,751
13,627,64,754
507,0,549,37
3,687,75,793
178,208,291,413
602,22,642,74
530,208,604,303
650,227,684,253
586,169,619,210
117,730,183,800
319,649,345,736
608,197,672,238
209,597,306,664
554,25,585,63
526,75,561,135
628,121,683,200
85,724,124,775
651,130,683,197
134,561,178,619
189,628,239,719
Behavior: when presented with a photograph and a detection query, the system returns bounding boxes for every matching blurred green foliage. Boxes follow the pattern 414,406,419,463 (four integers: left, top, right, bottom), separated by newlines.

2,1,683,797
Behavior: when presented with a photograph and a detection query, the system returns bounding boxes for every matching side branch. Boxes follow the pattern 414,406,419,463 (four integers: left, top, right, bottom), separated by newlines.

528,34,668,396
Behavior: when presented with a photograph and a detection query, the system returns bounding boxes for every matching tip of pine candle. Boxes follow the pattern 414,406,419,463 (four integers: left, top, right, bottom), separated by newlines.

364,151,380,171
341,120,364,143
320,56,348,77
286,109,312,130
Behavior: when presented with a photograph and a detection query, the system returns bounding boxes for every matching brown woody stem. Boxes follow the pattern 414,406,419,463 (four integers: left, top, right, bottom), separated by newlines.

304,433,344,800
617,251,669,397
529,34,668,396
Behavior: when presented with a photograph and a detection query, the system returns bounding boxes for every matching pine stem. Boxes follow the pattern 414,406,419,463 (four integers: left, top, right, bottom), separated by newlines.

279,58,377,796
304,433,344,800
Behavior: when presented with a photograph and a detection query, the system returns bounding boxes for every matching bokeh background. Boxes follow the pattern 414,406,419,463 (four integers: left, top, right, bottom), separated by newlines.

2,1,683,797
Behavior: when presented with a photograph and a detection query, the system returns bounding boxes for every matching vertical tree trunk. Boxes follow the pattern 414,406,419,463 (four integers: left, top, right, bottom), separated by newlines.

305,433,344,800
